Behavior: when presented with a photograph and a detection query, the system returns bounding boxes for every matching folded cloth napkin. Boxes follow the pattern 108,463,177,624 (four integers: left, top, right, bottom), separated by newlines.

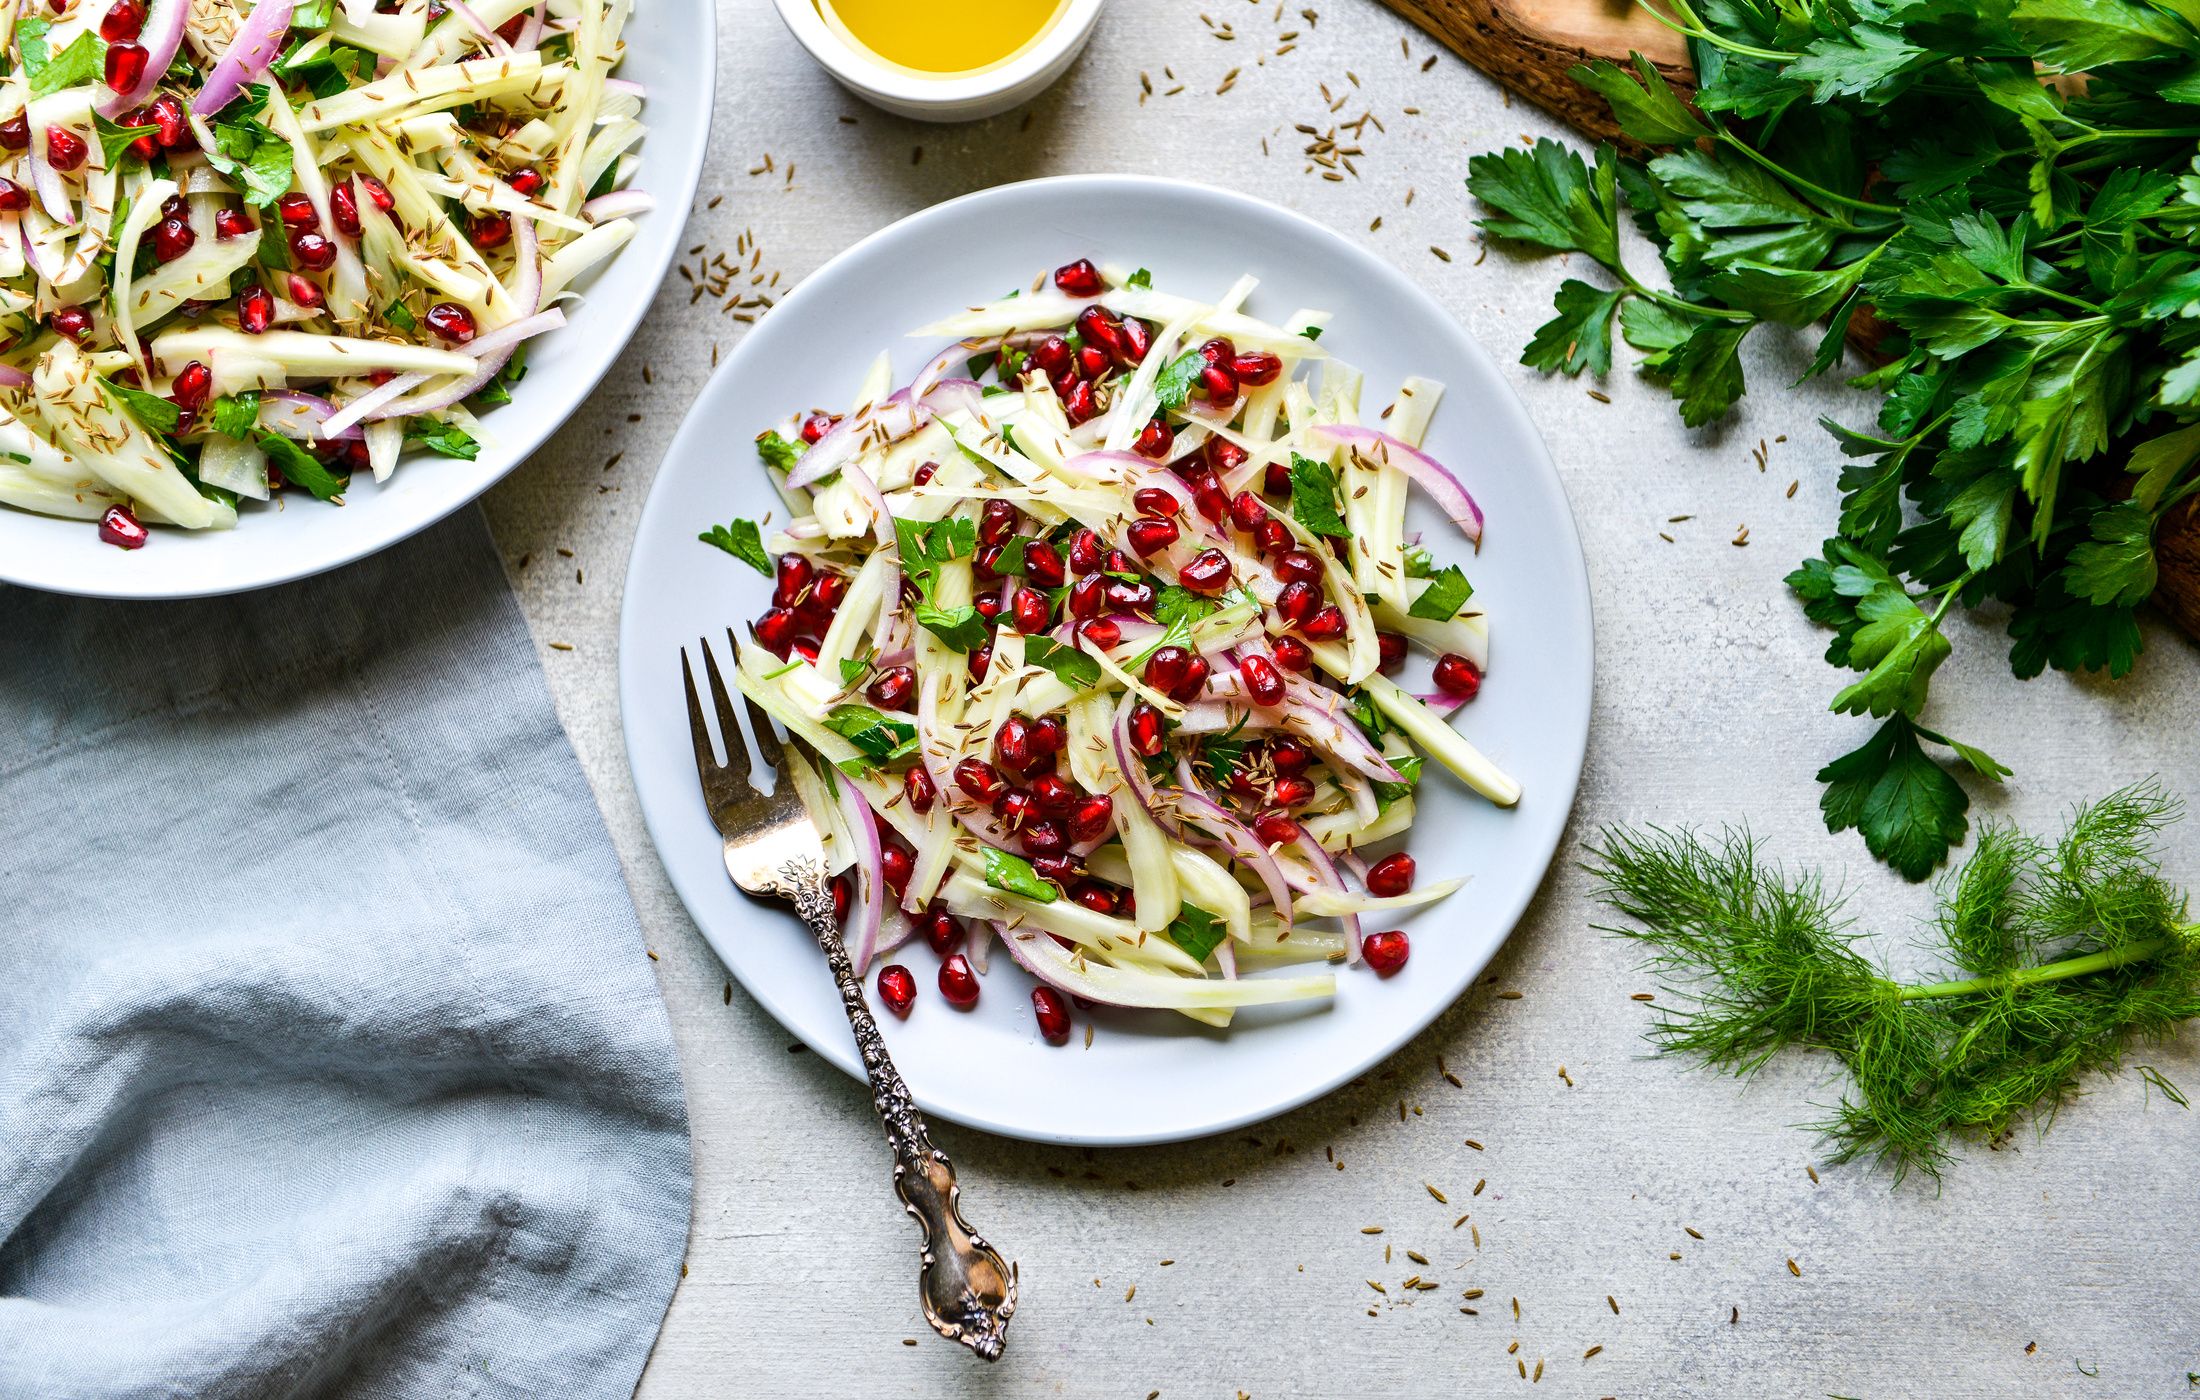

0,511,692,1399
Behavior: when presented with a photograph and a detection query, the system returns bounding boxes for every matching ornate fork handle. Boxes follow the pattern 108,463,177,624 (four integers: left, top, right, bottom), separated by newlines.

779,858,1017,1360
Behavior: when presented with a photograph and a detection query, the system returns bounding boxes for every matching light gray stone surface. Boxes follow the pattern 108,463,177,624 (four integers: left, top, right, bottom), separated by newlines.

479,2,2200,1394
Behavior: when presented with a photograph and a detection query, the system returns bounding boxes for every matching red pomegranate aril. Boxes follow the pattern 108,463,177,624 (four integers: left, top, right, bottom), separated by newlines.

771,553,814,608
326,182,361,237
237,284,275,334
973,544,1006,582
150,217,194,262
1264,460,1292,495
505,166,545,196
876,964,917,1017
1129,703,1165,757
1252,809,1301,848
752,607,801,657
1434,653,1483,700
1228,490,1266,534
1075,304,1123,356
1259,740,1306,778
1273,776,1318,808
291,230,337,271
1064,379,1097,424
1199,362,1238,407
1276,580,1319,626
882,843,915,896
471,213,512,248
1105,547,1137,575
1074,881,1117,914
103,41,147,94
798,411,835,444
425,301,476,343
1127,517,1179,558
357,173,394,211
912,462,937,486
923,908,961,955
1103,579,1155,613
99,503,148,549
1241,654,1284,706
1231,350,1283,385
1031,334,1071,376
902,764,936,815
213,206,252,239
1255,518,1293,554
1193,482,1230,524
1022,540,1064,588
1133,486,1180,518
171,360,212,411
1029,773,1078,816
997,715,1037,773
939,954,980,1007
1376,631,1408,673
1068,794,1114,843
1119,316,1153,364
1178,549,1232,595
100,0,146,39
1170,654,1209,702
126,131,156,161
0,177,27,212
1366,851,1416,897
867,664,915,711
1301,605,1347,640
496,10,526,40
1012,587,1050,634
1275,548,1325,584
995,789,1037,829
50,305,93,341
0,114,24,150
978,497,1018,546
1133,417,1174,460
1030,714,1066,757
830,873,852,926
45,125,86,171
1022,820,1067,857
1198,336,1235,365
969,644,992,683
1033,854,1084,883
1361,930,1410,976
1075,343,1110,379
1272,635,1313,671
1144,645,1195,696
148,92,188,148
277,191,319,229
1067,573,1105,620
1080,618,1121,649
166,192,193,223
808,568,847,614
955,757,1006,804
1053,258,1102,296
1031,986,1072,1044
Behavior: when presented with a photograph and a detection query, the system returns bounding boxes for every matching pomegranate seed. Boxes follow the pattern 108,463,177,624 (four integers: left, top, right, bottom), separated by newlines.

798,412,835,444
912,462,937,486
277,191,318,229
1199,363,1238,408
1272,776,1316,807
50,306,92,341
1272,636,1313,671
1029,773,1078,816
751,608,801,657
1301,605,1347,640
357,173,394,211
1072,881,1117,914
322,182,360,238
1067,573,1105,619
1022,540,1064,588
99,503,148,549
1255,518,1293,554
1276,580,1319,626
1434,653,1483,700
882,842,915,897
290,230,337,270
213,206,252,239
969,644,992,683
1198,336,1235,365
1105,547,1137,575
1241,654,1284,706
1193,482,1230,524
1133,486,1180,518
495,10,526,40
425,302,476,343
1133,418,1174,460
103,41,147,94
875,964,917,1016
1208,439,1249,477
1252,809,1301,848
830,873,852,926
1264,460,1292,495
973,544,1006,582
1081,618,1121,649
1231,351,1283,385
1127,518,1179,558
771,553,814,608
1103,579,1155,613
147,92,187,148
902,765,936,815
101,0,146,38
1228,490,1266,534
507,166,544,195
1177,549,1232,595
1144,645,1195,695
1377,631,1408,673
126,131,156,161
978,497,1018,546
149,217,193,262
1129,703,1165,757
1268,738,1312,776
1075,304,1123,356
1031,987,1072,1044
1075,344,1110,379
1030,715,1066,758
922,908,961,955
1052,257,1102,296
0,177,26,212
1031,334,1071,376
171,360,212,411
938,954,980,1007
999,715,1039,773
1011,588,1049,634
45,126,86,172
1063,379,1098,423
955,757,1006,804
997,789,1038,830
1119,316,1152,364
0,114,25,150
804,564,846,615
1172,654,1210,702
1033,854,1083,883
1068,794,1114,842
1022,820,1067,857
1366,852,1417,897
236,284,275,335
1276,549,1325,584
1361,930,1410,975
867,664,915,710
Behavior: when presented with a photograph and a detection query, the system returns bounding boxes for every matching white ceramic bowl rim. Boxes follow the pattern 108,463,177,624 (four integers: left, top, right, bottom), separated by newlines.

771,0,1102,102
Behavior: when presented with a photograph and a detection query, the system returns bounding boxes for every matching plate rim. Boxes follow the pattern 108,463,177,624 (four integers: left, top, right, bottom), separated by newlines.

0,0,720,602
617,172,1596,1146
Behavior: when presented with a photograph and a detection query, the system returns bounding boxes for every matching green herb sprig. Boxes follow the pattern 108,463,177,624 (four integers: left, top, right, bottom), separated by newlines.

1587,783,2200,1182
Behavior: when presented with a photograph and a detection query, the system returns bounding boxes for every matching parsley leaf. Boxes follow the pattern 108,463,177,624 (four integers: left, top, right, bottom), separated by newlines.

94,113,159,168
1468,138,1623,271
823,704,918,766
983,848,1059,902
698,518,771,574
257,433,348,502
1163,903,1227,962
755,430,805,471
1024,635,1102,688
1154,584,1220,629
915,602,989,653
403,419,480,460
26,27,103,97
1407,565,1475,620
208,393,262,440
1817,713,1973,880
102,377,180,434
1567,54,1710,146
1126,267,1153,289
1287,453,1351,539
202,110,295,206
1153,349,1203,411
1523,279,1625,376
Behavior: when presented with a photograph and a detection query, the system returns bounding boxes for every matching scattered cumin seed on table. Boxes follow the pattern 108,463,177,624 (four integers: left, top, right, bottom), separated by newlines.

1430,246,1451,262
1427,1183,1448,1203
1685,1227,1704,1240
1584,1346,1603,1360
1508,1341,1520,1355
1474,1178,1485,1196
1465,1140,1483,1151
1587,389,1611,403
1608,1295,1619,1314
1362,1225,1384,1235
1788,1258,1802,1276
1806,1165,1820,1184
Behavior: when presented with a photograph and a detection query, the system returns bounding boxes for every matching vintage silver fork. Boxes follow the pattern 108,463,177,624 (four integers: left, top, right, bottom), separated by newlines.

681,632,1016,1360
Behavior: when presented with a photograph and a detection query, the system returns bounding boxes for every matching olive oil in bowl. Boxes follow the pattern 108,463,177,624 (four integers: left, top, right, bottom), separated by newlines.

816,0,1068,77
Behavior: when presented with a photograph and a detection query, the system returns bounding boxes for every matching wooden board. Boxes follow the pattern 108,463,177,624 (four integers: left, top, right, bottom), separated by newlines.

1382,0,2200,639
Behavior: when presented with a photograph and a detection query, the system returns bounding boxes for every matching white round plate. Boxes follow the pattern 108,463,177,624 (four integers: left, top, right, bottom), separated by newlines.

0,0,716,601
620,176,1593,1146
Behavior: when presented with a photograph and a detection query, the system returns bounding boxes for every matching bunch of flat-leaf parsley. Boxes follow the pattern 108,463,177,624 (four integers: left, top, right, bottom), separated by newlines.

1467,0,2200,879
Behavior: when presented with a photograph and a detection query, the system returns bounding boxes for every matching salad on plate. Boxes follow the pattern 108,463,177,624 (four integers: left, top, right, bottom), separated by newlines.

0,0,649,548
707,257,1516,1043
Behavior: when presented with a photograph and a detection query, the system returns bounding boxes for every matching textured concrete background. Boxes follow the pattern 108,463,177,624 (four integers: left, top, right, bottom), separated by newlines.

480,1,2200,1394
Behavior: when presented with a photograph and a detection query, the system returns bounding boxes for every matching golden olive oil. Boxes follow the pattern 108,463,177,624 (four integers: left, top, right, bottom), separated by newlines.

817,0,1066,76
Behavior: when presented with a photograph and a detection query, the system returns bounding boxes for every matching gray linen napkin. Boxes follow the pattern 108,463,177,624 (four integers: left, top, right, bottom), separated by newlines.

0,510,692,1399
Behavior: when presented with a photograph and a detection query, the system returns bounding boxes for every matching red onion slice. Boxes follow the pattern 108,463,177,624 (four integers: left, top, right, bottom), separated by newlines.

832,769,886,975
0,364,29,388
1311,424,1484,544
1294,837,1362,963
361,306,565,420
1109,693,1182,839
1173,785,1293,924
258,390,364,441
786,395,931,489
191,0,294,115
26,147,70,225
581,189,654,222
98,0,191,117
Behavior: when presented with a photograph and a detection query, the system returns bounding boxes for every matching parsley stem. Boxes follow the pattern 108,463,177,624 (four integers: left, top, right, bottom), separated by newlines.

1617,273,1753,322
1713,129,1899,219
1631,0,1798,62
1896,930,2196,1001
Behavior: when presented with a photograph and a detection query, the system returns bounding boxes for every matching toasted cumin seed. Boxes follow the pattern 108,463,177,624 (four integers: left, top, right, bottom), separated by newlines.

1787,1258,1802,1276
1465,1140,1483,1151
1806,1164,1820,1184
1426,1183,1448,1203
1453,1214,1469,1229
1362,1225,1384,1235
1407,1250,1429,1265
1685,1227,1704,1240
1632,992,1656,1001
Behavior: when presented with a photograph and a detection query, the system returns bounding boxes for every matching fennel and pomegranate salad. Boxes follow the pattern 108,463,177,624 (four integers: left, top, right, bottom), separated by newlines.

706,257,1517,1040
0,0,650,549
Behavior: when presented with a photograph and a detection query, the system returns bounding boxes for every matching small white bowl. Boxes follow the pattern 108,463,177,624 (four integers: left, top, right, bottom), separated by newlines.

771,0,1103,123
